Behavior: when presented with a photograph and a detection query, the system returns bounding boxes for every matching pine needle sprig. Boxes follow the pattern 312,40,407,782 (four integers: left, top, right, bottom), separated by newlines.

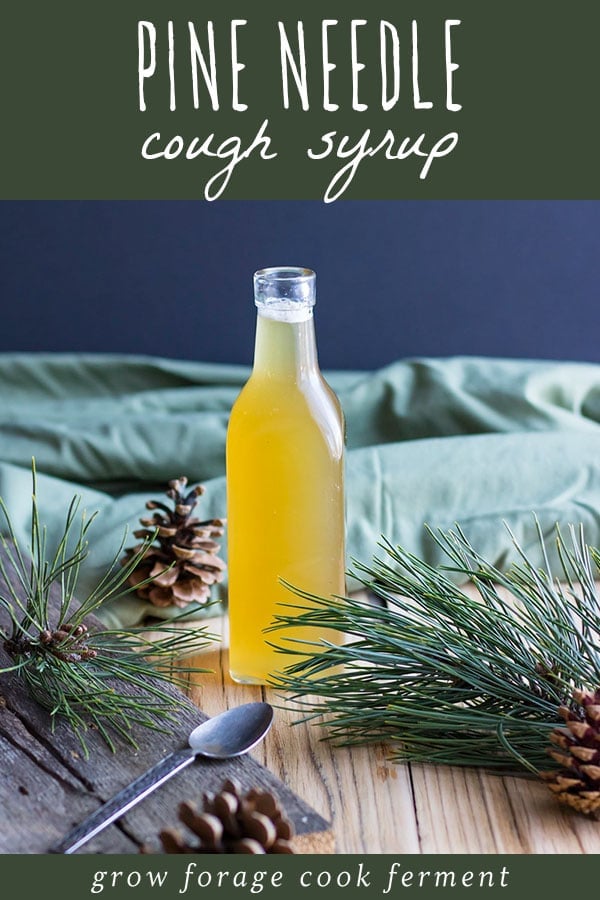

0,463,215,756
268,520,600,775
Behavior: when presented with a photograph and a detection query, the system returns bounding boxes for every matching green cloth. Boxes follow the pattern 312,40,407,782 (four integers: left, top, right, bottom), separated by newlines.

1,353,600,627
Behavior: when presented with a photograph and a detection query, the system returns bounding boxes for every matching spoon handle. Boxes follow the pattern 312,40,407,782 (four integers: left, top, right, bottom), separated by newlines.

52,747,196,854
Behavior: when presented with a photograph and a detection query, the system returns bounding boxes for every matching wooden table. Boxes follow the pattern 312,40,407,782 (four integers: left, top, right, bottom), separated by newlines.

184,615,600,855
1,551,598,855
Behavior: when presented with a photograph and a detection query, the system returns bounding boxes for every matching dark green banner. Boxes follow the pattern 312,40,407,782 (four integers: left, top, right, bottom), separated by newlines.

1,0,599,200
0,854,589,899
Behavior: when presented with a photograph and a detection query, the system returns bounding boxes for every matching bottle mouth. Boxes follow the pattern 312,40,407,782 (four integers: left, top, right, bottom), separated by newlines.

254,267,316,321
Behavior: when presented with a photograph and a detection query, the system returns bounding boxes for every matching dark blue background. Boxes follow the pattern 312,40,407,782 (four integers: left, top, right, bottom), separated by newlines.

0,201,597,369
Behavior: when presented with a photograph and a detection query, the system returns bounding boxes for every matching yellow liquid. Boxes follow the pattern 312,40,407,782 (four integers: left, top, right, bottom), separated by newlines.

226,313,345,683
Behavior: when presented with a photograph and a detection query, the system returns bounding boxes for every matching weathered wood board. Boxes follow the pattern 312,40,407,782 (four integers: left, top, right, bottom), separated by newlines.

0,549,330,854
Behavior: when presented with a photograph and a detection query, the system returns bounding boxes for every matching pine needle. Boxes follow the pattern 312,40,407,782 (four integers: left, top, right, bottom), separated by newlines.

268,519,600,775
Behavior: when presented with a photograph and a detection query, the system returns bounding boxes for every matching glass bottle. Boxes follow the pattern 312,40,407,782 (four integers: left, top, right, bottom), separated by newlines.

226,266,345,684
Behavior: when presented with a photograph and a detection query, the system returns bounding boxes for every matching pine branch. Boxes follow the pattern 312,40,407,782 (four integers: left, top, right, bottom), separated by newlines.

0,462,215,756
268,520,600,776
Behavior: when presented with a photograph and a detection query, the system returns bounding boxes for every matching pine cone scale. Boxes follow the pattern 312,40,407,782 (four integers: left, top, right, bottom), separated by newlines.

587,705,600,723
149,563,179,586
184,565,219,584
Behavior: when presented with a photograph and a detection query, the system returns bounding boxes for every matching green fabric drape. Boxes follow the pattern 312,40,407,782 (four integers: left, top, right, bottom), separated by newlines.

1,353,600,626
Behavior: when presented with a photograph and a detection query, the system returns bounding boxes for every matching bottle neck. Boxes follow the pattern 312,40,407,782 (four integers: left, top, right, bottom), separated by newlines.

252,310,319,379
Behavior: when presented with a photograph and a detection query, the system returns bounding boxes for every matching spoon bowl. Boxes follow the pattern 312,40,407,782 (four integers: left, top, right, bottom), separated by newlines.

189,701,273,758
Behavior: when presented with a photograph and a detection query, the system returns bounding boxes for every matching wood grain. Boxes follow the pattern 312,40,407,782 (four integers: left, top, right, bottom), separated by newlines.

182,614,600,854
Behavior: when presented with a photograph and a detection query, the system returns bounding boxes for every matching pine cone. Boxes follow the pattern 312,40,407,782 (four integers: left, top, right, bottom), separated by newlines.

541,687,600,818
158,779,295,854
5,622,97,664
122,477,226,609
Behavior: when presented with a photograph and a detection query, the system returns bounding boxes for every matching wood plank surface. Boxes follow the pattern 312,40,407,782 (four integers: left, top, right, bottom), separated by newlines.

182,615,600,854
2,542,600,855
0,551,329,854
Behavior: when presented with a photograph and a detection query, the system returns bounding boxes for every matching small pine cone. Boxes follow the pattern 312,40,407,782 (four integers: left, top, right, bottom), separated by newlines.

121,477,226,610
37,623,96,663
158,779,295,854
541,687,600,818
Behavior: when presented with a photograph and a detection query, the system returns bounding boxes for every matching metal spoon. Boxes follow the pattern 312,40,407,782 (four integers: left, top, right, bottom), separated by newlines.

52,702,274,854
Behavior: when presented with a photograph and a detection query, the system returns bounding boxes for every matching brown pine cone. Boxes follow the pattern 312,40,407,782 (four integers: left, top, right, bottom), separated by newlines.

158,779,295,854
122,477,226,609
541,687,600,818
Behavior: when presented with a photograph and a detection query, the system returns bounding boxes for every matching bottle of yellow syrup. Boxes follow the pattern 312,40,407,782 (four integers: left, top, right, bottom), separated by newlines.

227,267,345,684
